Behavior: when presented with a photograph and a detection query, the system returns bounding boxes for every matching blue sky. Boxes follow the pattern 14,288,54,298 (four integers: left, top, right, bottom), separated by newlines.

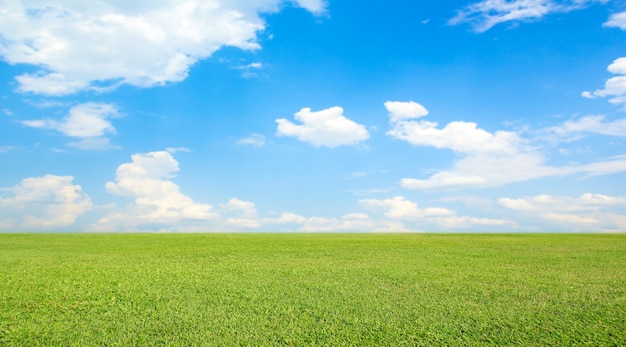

1,0,626,232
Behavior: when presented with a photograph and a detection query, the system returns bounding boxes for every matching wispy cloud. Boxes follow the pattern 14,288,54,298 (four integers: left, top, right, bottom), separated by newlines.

539,115,626,143
0,146,18,154
237,133,266,147
450,0,606,33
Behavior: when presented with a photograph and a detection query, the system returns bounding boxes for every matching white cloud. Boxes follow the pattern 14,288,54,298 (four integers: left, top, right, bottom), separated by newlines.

237,133,266,147
22,102,120,150
584,57,626,108
95,151,216,230
276,106,369,147
0,0,326,96
0,175,92,229
223,198,261,228
359,196,455,220
604,11,626,29
540,115,626,142
291,0,327,15
450,0,605,33
384,101,429,122
267,212,308,225
388,101,626,190
498,193,626,230
360,196,513,229
300,213,407,232
387,102,524,155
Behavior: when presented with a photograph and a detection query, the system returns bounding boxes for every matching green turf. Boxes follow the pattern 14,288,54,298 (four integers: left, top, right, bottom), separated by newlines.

0,233,624,346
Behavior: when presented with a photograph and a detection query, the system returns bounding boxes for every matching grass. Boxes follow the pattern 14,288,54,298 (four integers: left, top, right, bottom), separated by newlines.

0,233,625,346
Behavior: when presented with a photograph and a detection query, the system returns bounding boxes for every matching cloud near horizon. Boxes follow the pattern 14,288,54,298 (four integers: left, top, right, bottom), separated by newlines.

0,175,92,229
95,151,217,230
499,193,626,231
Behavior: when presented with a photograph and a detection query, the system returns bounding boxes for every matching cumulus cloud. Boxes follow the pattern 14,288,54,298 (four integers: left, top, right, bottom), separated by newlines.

384,101,429,122
276,106,369,147
450,0,605,33
0,0,326,96
95,151,216,230
94,151,320,231
387,101,626,190
386,101,524,155
0,175,92,229
604,11,626,29
498,193,626,231
22,103,120,150
583,57,626,109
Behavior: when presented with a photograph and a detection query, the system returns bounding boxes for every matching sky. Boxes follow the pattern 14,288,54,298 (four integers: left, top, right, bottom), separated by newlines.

1,0,626,232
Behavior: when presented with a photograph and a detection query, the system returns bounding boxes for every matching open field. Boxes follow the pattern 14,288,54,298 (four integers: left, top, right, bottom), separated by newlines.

0,233,624,346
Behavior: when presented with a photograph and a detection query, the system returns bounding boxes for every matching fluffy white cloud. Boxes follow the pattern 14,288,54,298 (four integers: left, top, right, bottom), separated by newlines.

360,196,513,229
0,175,92,229
499,193,626,231
450,0,605,33
388,101,626,190
583,57,626,108
604,11,626,29
276,106,369,147
95,151,216,230
22,103,120,150
387,102,524,155
0,0,325,95
384,101,429,122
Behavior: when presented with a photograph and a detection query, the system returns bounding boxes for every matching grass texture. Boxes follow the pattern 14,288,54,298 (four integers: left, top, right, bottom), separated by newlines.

0,233,625,346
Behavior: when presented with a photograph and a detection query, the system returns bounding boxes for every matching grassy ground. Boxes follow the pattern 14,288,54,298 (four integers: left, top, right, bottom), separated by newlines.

0,233,624,346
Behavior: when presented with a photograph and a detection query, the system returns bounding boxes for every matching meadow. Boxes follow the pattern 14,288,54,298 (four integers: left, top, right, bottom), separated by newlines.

0,233,624,346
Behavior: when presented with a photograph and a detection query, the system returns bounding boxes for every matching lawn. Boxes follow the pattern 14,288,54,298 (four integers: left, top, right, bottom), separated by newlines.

0,233,624,346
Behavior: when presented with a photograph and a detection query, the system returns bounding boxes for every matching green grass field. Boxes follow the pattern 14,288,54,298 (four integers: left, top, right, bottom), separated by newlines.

1,233,624,346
